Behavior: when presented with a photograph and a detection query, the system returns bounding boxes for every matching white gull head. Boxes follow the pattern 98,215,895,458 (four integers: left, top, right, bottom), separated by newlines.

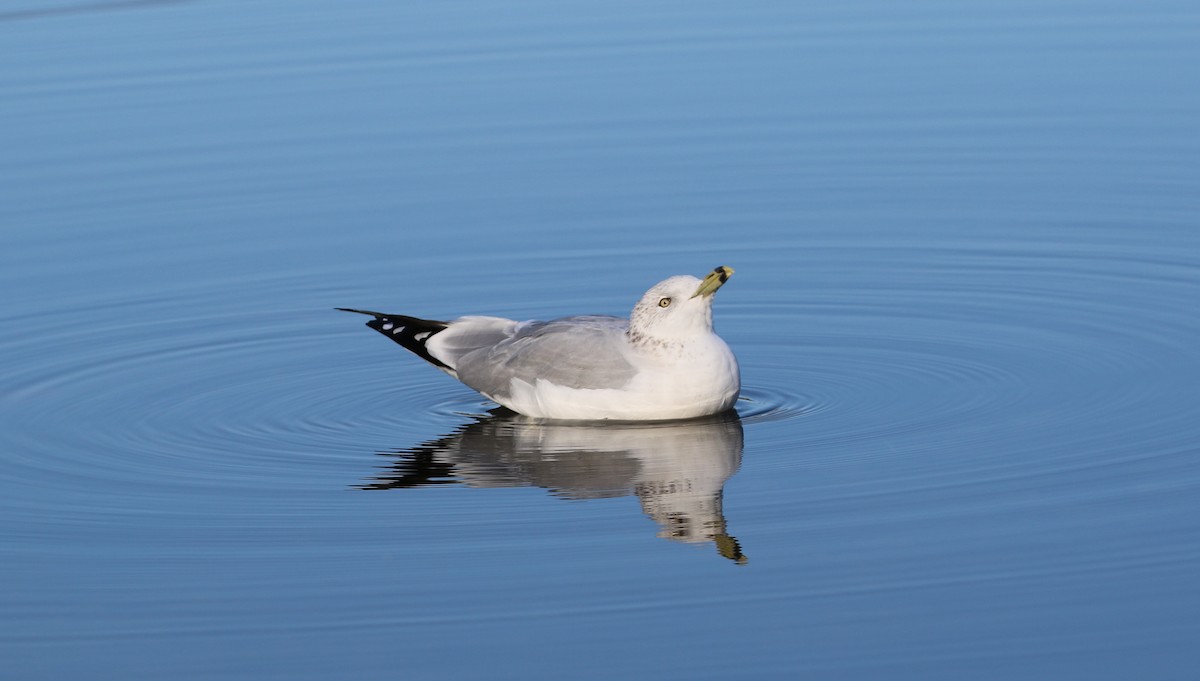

628,266,733,346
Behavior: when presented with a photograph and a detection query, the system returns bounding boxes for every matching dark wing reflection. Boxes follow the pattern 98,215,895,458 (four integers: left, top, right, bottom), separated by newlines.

360,409,747,563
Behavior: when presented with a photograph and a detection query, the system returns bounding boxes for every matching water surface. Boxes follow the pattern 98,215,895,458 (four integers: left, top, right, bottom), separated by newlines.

3,1,1199,679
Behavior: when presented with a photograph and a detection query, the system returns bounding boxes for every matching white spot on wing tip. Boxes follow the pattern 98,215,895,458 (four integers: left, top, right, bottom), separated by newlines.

381,323,393,331
392,325,405,335
413,331,431,342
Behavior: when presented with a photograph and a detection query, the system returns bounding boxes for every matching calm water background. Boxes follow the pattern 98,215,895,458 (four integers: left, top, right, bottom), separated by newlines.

3,1,1199,678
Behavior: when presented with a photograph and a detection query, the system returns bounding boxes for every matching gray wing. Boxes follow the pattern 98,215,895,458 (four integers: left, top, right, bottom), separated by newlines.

424,315,520,371
453,315,638,400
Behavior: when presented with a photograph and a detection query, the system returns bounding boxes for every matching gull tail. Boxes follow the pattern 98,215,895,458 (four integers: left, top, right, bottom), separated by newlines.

336,308,452,370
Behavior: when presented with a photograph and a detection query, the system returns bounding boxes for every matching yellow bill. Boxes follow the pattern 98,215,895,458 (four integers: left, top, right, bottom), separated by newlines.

691,265,735,298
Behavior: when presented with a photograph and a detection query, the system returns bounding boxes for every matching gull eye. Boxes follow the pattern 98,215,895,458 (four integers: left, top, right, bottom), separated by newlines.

658,297,672,308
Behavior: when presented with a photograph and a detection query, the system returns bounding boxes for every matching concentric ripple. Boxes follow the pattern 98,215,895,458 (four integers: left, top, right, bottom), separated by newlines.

721,237,1200,506
4,0,1200,676
2,227,1199,665
4,235,1195,502
2,230,1198,681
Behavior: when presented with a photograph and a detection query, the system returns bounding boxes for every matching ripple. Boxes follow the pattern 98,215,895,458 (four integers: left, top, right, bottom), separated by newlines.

735,386,818,423
3,235,1196,490
2,233,1198,568
714,237,1200,526
4,0,1199,673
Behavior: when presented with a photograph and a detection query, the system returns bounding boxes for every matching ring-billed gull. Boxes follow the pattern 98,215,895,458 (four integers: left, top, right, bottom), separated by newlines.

339,266,738,421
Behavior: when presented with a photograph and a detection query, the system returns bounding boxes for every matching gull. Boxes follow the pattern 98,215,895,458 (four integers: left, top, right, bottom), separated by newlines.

338,266,739,421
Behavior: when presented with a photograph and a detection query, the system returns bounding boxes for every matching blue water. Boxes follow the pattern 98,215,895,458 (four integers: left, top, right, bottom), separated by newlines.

3,1,1199,679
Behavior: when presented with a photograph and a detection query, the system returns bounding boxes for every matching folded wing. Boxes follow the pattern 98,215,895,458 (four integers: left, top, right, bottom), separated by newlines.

450,315,639,401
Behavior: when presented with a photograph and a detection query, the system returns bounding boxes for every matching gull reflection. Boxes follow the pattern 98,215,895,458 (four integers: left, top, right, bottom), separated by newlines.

360,410,747,563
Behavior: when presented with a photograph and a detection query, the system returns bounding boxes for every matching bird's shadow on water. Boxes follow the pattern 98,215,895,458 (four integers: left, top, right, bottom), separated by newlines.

357,409,748,564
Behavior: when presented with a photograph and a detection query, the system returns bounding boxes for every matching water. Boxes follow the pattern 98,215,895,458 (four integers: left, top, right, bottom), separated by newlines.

3,1,1199,678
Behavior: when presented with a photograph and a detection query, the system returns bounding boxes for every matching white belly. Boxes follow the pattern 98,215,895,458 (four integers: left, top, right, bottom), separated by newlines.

492,341,740,421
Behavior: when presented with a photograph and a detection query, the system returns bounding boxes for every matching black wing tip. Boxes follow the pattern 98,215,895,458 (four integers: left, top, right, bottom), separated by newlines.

339,308,453,370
